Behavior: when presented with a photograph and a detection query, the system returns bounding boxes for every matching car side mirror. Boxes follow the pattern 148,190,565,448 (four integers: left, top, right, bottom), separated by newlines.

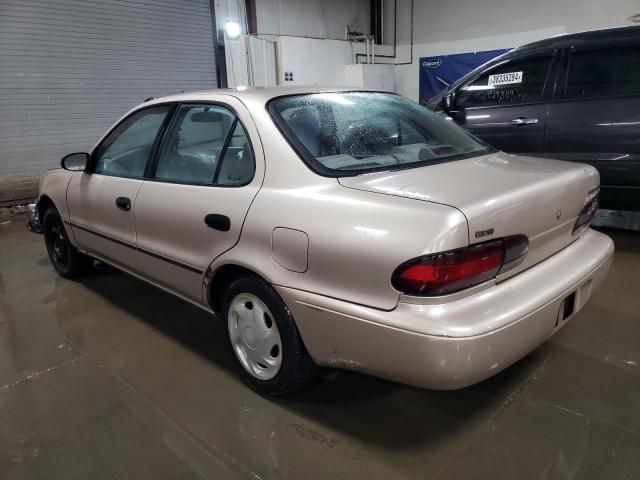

61,152,90,171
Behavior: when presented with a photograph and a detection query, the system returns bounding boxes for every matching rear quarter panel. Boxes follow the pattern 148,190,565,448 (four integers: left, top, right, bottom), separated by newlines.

207,99,469,310
213,182,469,310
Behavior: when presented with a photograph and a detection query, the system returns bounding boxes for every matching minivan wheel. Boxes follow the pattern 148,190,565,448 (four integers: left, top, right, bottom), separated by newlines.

222,275,318,396
43,208,93,278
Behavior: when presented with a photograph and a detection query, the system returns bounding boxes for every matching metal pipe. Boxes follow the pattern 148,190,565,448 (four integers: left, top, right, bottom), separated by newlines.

372,37,375,64
354,0,414,65
380,0,384,45
366,37,370,63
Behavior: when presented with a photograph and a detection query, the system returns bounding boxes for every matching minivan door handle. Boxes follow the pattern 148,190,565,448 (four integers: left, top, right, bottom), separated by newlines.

510,117,539,126
115,197,131,211
204,214,231,232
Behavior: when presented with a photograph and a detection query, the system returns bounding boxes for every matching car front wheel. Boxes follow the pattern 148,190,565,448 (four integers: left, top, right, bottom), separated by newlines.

43,208,93,278
223,275,318,396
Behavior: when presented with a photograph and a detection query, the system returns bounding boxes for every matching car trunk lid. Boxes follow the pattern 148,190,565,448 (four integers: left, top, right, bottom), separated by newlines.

338,151,600,281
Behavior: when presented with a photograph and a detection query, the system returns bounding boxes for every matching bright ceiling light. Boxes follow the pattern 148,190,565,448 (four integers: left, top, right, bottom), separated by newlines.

225,21,241,39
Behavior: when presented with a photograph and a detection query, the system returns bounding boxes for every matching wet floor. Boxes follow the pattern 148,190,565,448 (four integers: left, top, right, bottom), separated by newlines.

1,218,639,479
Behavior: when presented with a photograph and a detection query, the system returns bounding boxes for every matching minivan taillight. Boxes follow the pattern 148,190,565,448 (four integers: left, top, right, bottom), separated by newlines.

392,235,528,296
572,195,599,235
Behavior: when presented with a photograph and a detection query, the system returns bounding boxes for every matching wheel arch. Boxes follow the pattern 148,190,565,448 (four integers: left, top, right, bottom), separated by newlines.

36,194,56,219
206,263,268,314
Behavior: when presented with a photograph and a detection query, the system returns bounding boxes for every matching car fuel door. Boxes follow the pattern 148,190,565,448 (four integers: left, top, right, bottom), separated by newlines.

133,99,264,303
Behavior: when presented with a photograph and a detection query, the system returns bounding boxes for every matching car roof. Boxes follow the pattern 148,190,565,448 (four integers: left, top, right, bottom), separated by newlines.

427,25,640,105
142,85,382,107
513,24,640,54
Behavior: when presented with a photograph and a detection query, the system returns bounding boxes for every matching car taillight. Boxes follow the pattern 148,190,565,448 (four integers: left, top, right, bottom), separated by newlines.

391,235,528,296
572,194,599,235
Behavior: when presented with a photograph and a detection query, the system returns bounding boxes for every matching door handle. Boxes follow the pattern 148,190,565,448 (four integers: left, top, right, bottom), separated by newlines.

116,197,131,211
510,117,539,126
204,214,230,232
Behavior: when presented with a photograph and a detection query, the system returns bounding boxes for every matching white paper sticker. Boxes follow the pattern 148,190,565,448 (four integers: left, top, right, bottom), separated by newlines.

488,71,523,86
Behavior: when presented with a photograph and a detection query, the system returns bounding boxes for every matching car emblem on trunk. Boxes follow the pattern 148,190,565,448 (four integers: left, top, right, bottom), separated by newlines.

557,210,562,220
475,228,494,238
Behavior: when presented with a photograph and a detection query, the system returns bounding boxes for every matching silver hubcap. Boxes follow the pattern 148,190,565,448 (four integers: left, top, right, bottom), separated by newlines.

227,293,282,380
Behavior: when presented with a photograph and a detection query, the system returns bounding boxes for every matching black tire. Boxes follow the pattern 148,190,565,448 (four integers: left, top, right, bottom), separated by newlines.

222,275,318,396
43,208,93,278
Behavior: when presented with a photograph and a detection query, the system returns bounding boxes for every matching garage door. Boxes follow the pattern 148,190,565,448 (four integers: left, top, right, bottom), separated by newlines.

0,0,218,205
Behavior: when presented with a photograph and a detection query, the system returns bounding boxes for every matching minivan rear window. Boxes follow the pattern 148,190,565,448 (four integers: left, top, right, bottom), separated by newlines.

565,45,640,99
268,92,492,176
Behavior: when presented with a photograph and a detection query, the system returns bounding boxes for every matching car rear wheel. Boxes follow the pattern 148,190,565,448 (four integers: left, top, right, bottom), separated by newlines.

223,275,318,396
43,208,93,278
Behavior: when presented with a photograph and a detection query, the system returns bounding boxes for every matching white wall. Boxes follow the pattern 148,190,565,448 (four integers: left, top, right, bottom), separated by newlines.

278,36,353,85
277,36,396,86
216,0,378,87
393,0,639,101
345,64,395,91
255,0,370,39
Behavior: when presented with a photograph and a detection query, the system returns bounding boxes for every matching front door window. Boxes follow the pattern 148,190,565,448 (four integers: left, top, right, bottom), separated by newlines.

93,105,172,178
456,56,552,108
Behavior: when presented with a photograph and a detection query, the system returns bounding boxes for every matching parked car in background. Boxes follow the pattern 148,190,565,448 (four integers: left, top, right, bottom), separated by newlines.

31,87,613,395
427,26,640,216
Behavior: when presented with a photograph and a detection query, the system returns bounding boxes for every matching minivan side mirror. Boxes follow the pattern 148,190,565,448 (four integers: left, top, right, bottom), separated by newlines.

442,92,454,112
61,152,90,171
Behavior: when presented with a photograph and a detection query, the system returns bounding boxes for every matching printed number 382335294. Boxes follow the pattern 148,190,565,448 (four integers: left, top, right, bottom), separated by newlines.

488,71,523,86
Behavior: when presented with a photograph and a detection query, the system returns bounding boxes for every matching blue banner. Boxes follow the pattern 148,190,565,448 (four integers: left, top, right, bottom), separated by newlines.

419,49,509,103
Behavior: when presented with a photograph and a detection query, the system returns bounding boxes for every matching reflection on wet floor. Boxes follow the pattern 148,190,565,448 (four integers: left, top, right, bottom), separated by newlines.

1,219,639,479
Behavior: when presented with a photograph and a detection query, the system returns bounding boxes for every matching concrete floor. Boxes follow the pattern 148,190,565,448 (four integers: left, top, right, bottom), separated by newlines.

0,218,639,480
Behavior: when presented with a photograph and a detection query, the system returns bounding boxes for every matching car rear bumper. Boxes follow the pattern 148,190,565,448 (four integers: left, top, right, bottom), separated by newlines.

275,228,614,389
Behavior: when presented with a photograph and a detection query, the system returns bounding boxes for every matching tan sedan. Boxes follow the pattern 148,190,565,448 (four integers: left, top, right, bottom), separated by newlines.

32,87,613,395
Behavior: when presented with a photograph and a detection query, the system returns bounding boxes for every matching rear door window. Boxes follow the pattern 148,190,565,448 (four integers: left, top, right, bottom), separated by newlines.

456,56,552,108
564,45,640,99
216,122,255,186
154,104,255,186
154,105,234,185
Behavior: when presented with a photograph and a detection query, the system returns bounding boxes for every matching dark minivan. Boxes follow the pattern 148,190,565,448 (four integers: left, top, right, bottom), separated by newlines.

427,26,640,213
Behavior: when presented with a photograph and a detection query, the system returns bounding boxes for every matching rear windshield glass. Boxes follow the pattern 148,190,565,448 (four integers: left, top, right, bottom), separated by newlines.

268,92,492,176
